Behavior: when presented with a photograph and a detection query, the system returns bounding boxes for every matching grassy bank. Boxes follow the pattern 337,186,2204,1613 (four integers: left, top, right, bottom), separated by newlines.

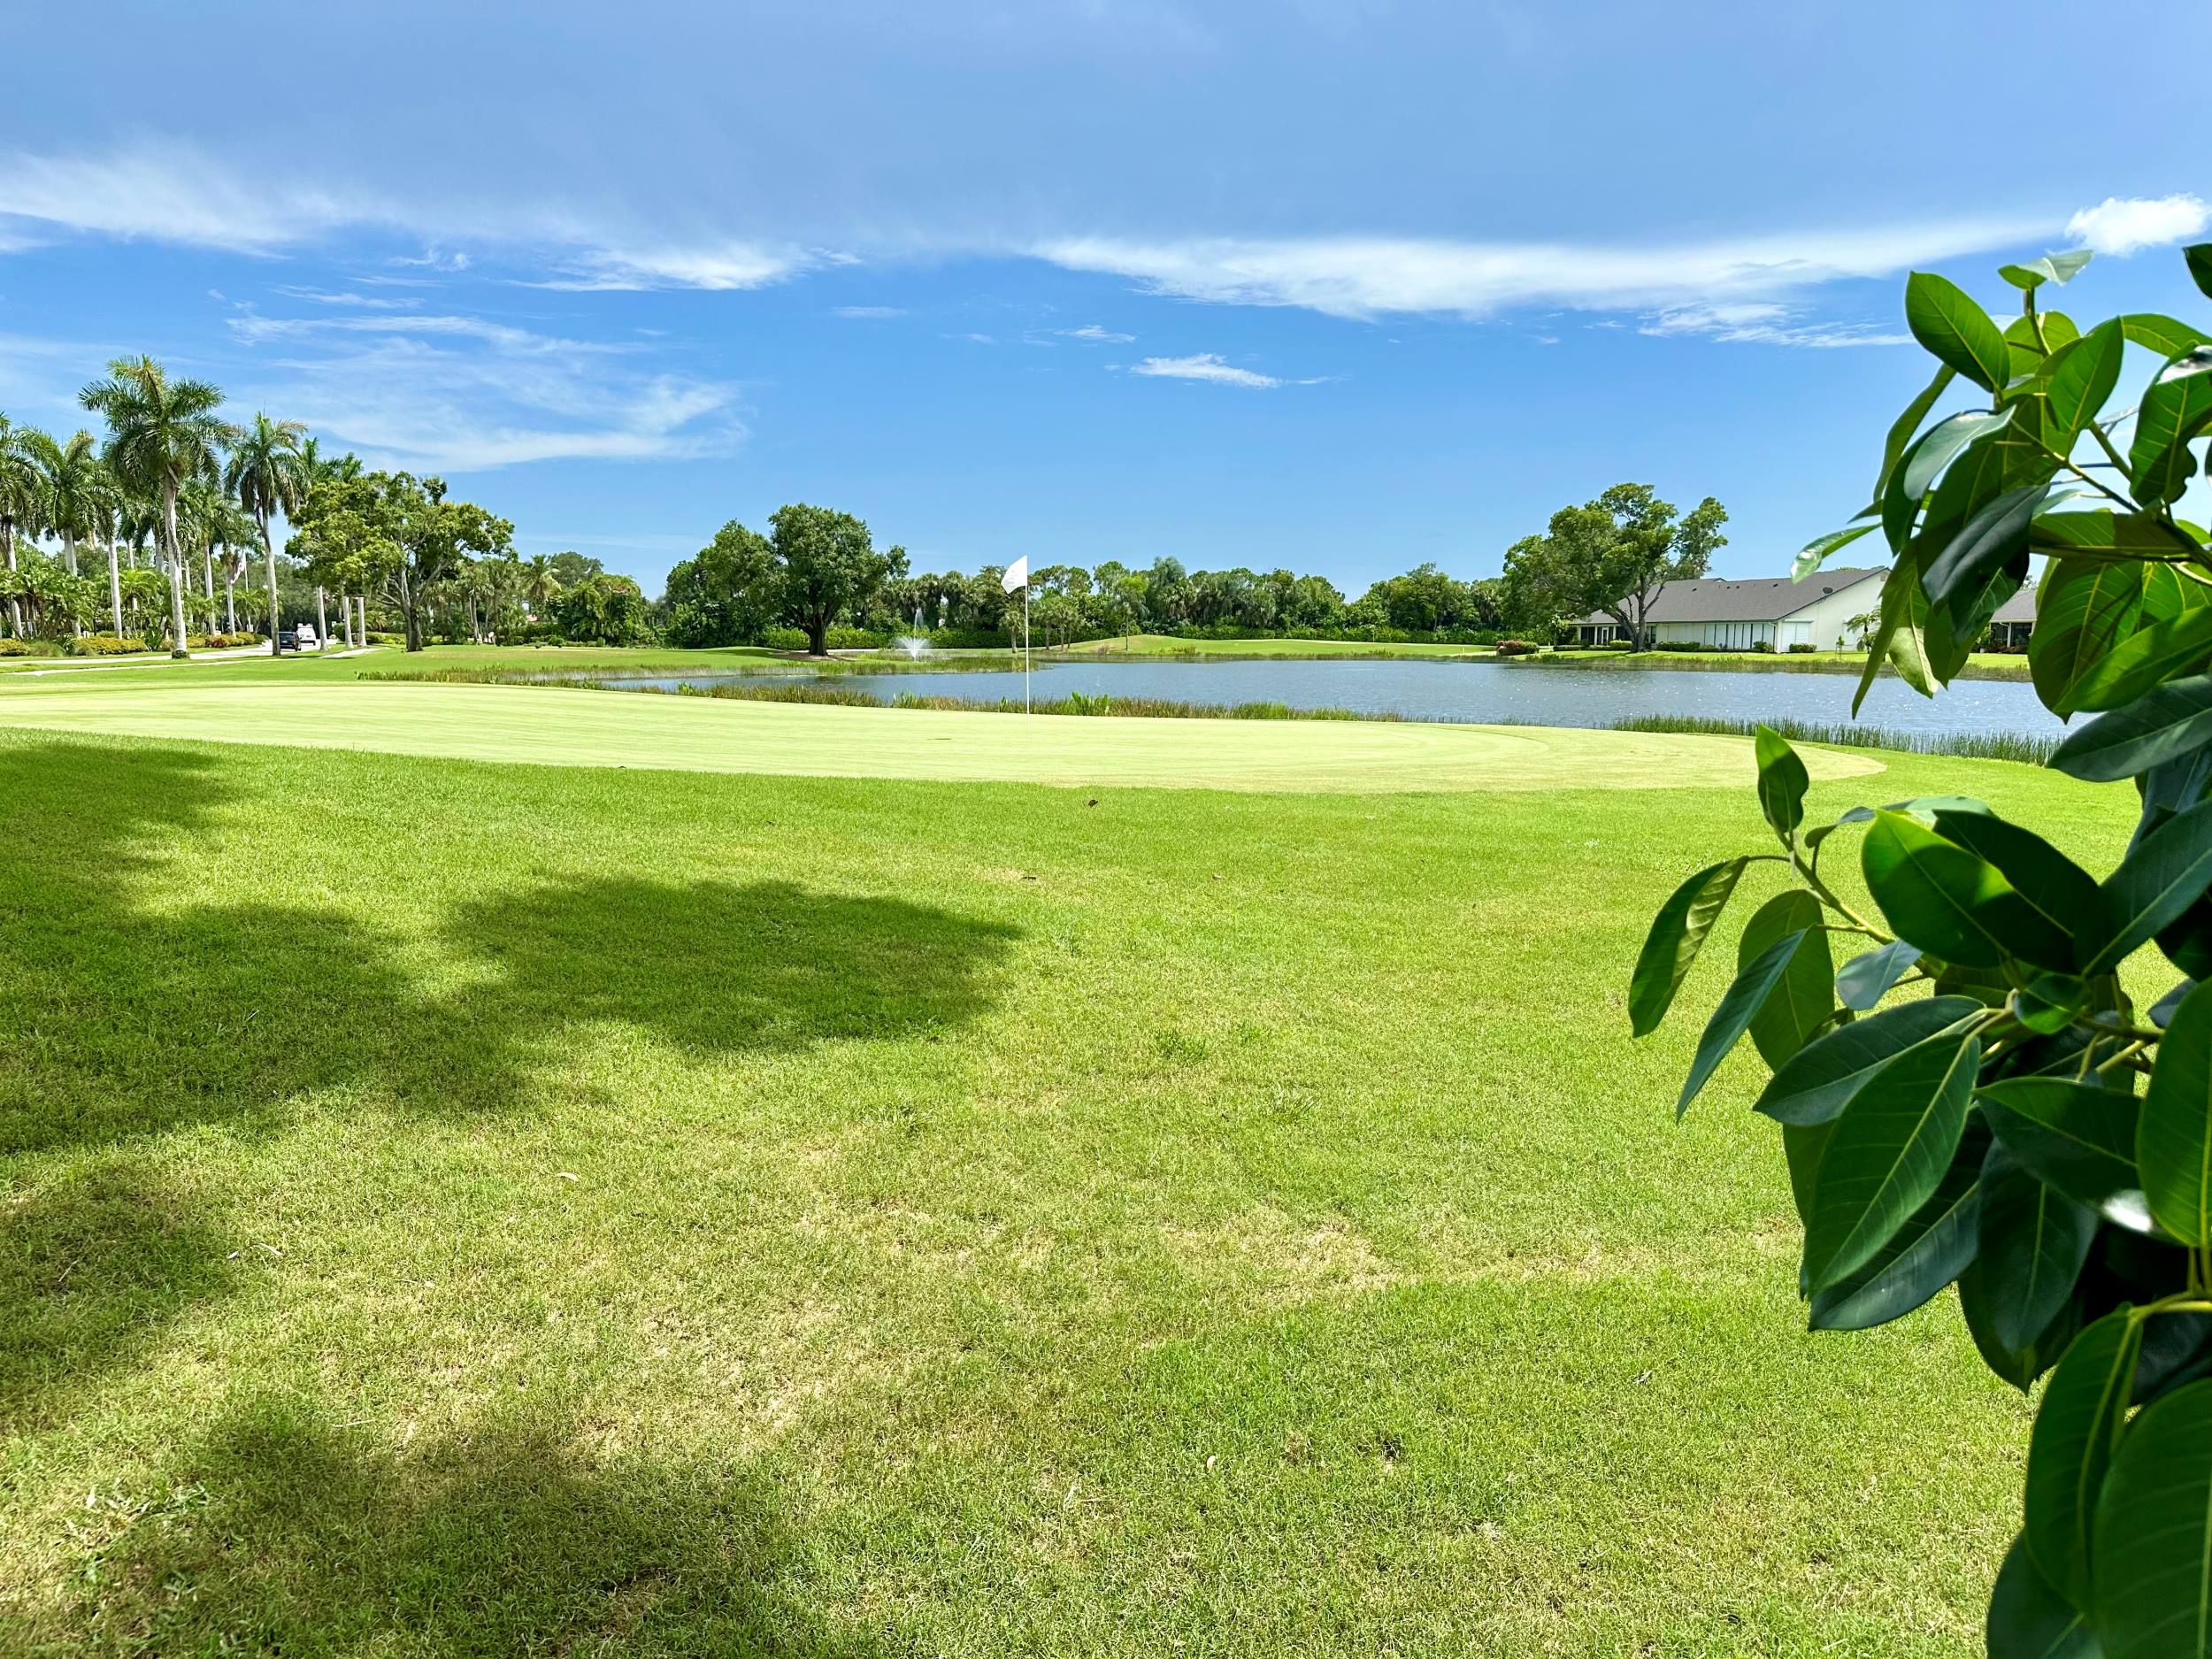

1517,648,2032,680
0,705,2138,1654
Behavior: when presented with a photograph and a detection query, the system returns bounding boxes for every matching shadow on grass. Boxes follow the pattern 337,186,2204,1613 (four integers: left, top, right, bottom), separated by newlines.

65,1396,874,1656
1,737,1018,1418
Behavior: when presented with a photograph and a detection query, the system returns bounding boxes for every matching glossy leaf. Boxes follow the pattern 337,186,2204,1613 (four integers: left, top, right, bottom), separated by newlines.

2069,601,2212,714
1808,1116,1985,1332
1905,271,2012,392
1793,519,1878,581
1901,409,2016,503
2030,509,2201,564
1854,559,1935,716
2140,979,2212,1245
2191,244,2212,303
1836,939,1923,1011
1738,890,1833,1069
1863,810,2071,969
1962,1238,2078,1393
2041,319,2125,454
1803,1025,1979,1292
1924,483,2051,613
2131,349,2212,511
1932,809,2101,964
2054,675,2212,783
1981,1078,2142,1214
1629,858,1747,1037
1676,928,1809,1118
2014,972,2090,1036
2025,1306,2140,1611
1872,364,1955,505
2121,312,2212,359
1754,724,1809,841
2092,1377,2212,1656
1755,995,1983,1125
2083,798,2212,976
1979,1141,2098,1352
1987,1532,2099,1658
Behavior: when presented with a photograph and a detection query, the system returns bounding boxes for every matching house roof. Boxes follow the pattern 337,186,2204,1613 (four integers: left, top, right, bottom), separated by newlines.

1579,566,1886,626
1990,583,2038,624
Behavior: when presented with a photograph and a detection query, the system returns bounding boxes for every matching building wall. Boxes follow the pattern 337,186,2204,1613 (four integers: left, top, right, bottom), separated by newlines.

1577,574,1890,649
1785,576,1887,650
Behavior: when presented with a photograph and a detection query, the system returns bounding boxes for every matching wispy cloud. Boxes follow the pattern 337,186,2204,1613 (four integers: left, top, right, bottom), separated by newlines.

1039,217,2053,321
2066,194,2210,257
833,304,907,319
1063,323,1135,342
1128,352,1291,388
526,241,812,292
1637,300,1909,349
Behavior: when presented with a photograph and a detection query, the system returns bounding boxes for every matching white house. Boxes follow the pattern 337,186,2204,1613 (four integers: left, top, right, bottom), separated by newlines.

1571,567,1889,649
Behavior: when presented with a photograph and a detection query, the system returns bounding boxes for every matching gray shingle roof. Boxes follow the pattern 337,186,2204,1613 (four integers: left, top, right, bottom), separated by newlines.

1990,583,2038,624
1579,567,1886,626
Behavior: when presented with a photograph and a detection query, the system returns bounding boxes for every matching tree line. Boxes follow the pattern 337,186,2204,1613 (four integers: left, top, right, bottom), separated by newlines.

664,485,1727,655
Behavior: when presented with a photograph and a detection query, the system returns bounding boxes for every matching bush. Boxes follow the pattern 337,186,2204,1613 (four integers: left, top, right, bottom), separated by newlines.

1598,640,1635,651
1748,639,1774,653
65,634,148,657
1493,640,1540,657
1786,642,1816,654
762,626,810,651
0,638,58,657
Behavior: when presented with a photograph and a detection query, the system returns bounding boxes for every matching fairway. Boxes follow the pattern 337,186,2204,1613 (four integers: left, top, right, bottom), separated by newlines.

0,679,1887,793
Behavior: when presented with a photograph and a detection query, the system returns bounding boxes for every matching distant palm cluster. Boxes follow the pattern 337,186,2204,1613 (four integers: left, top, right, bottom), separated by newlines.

0,357,635,658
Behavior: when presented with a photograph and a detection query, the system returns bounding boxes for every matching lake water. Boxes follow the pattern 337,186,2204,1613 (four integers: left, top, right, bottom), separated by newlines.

597,657,2066,739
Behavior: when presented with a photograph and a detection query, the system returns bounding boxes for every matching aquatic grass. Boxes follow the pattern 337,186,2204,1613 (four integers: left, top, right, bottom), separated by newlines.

1610,712,2061,764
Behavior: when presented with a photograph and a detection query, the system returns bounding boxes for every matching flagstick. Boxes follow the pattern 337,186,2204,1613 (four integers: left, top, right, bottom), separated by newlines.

1024,581,1033,714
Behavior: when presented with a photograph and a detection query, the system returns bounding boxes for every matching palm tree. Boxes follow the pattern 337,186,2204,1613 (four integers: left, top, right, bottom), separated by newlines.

82,357,232,659
226,413,308,657
521,553,564,619
0,415,49,637
27,431,116,637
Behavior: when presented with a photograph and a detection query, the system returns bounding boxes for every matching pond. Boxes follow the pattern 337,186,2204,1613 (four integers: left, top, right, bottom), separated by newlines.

594,657,2066,739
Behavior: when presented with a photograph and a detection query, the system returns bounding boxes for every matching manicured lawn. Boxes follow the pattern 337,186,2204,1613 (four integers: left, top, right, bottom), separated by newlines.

1525,648,2031,679
1048,633,1489,659
0,679,1886,794
0,687,2138,1655
0,641,798,680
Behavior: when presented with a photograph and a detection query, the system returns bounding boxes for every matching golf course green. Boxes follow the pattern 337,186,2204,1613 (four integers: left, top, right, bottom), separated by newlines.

0,672,2137,1654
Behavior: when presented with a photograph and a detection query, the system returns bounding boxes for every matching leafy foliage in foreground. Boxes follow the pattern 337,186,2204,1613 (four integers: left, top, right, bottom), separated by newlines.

1640,244,2212,1655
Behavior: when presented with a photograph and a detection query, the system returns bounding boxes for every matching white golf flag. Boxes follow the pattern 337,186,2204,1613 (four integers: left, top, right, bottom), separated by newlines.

1002,556,1029,593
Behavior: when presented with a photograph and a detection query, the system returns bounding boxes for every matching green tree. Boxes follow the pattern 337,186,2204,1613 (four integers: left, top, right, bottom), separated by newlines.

225,413,310,656
769,503,901,656
27,428,118,636
0,415,47,637
81,357,233,658
1502,484,1727,648
664,519,780,647
1635,246,2212,1650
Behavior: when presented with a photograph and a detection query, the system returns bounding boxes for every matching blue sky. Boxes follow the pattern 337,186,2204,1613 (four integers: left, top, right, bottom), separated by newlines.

4,0,2209,595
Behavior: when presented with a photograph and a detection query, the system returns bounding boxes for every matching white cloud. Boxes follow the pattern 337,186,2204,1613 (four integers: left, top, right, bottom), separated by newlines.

1063,323,1135,342
2066,195,2211,257
1637,300,1909,349
528,241,811,291
1129,352,1283,388
833,304,907,318
1039,218,2050,321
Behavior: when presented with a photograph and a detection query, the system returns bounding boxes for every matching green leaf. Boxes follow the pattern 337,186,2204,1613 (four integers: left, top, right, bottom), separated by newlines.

2008,311,2080,382
2140,979,2212,1245
1802,1025,1980,1291
1754,724,1809,841
1873,364,1955,504
1782,1118,1830,1232
1738,890,1834,1069
1793,520,1878,581
1755,995,1984,1125
1988,1532,2099,1658
1962,1251,2078,1392
1923,482,2051,613
2070,603,2212,713
2092,1377,2212,1656
1905,271,2012,393
1932,809,2101,965
2085,798,2212,977
2000,251,2093,296
1979,1140,2098,1352
2026,1306,2141,1613
1854,559,1936,716
1629,858,1747,1037
2130,349,2212,511
2041,320,2126,455
2033,557,2212,718
1863,810,2072,969
2121,313,2212,359
2030,510,2200,562
1981,1078,2142,1214
2015,972,2091,1036
1808,1117,1985,1331
2190,244,2212,303
1676,928,1809,1118
1836,939,1923,1010
1901,409,2016,504
2055,675,2212,783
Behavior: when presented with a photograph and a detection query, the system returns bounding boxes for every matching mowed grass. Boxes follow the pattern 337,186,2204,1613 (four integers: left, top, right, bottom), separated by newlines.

1054,633,1489,658
0,680,1889,794
0,702,2139,1655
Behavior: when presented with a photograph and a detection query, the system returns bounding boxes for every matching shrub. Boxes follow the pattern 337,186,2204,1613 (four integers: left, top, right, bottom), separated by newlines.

1748,639,1774,653
65,634,148,657
1493,640,1540,657
1786,642,1816,654
0,638,55,657
1654,640,1707,652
